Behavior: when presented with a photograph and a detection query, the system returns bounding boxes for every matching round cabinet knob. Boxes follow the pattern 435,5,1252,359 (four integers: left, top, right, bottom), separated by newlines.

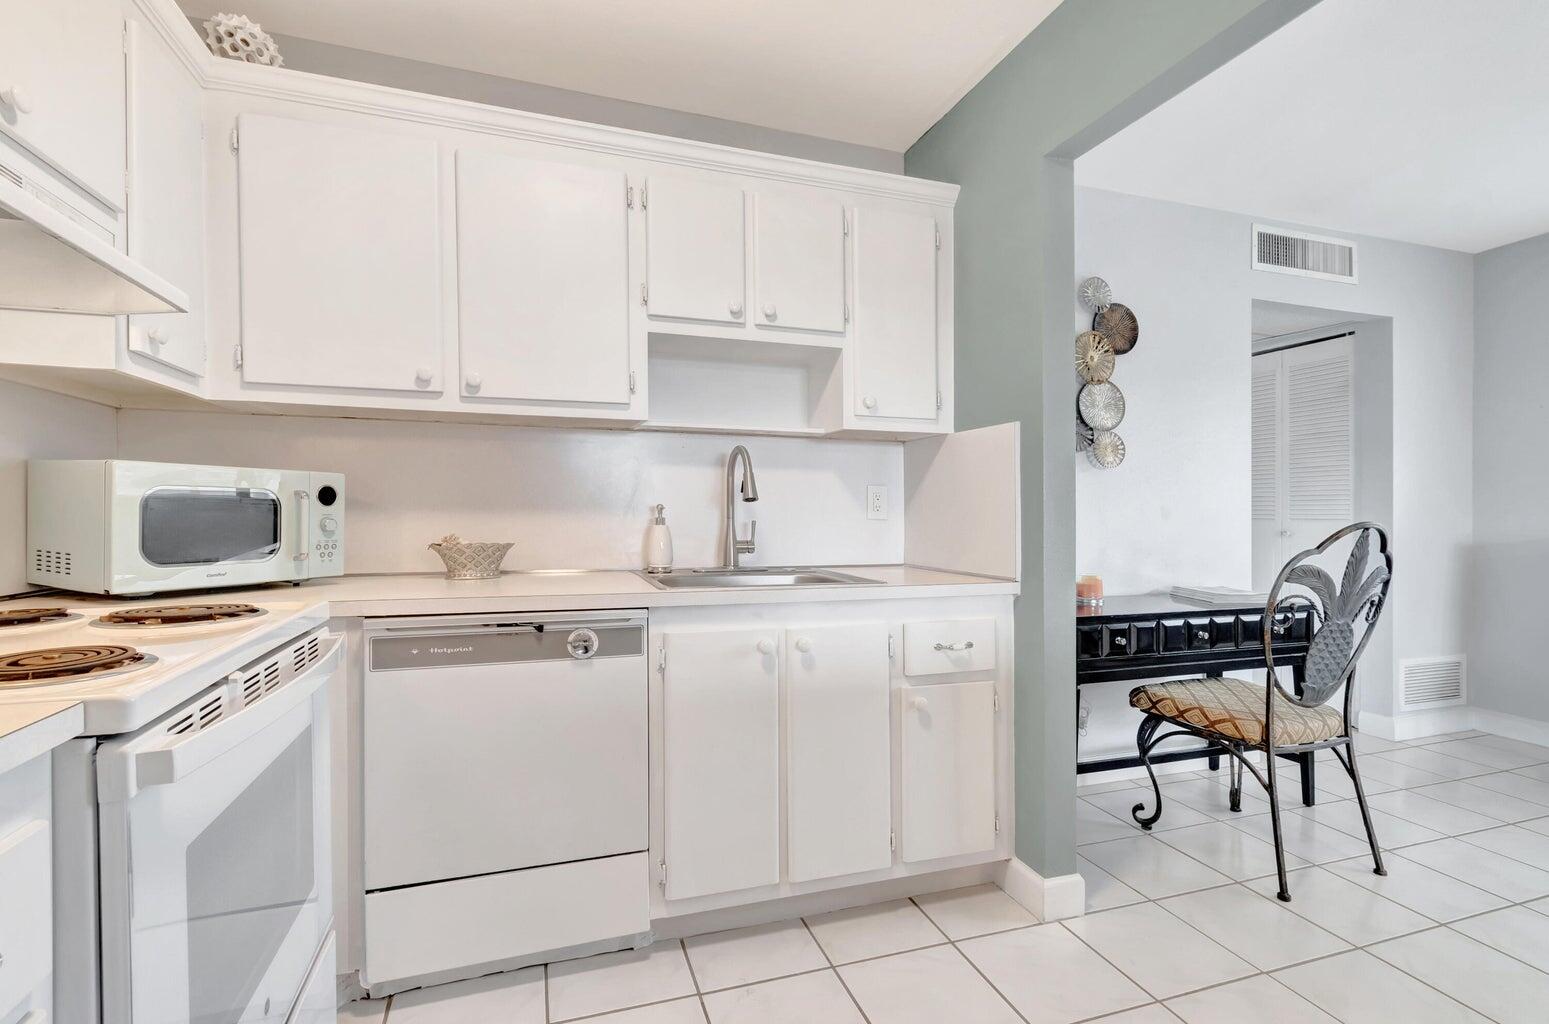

319,515,339,534
1,86,32,114
465,373,482,393
729,300,744,319
862,395,877,410
909,696,929,710
795,637,813,653
146,327,167,344
414,368,434,388
762,304,777,322
757,639,775,655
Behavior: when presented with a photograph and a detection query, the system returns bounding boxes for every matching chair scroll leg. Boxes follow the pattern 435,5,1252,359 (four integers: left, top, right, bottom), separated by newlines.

1228,750,1243,812
1264,740,1292,902
1342,740,1387,876
1132,716,1165,831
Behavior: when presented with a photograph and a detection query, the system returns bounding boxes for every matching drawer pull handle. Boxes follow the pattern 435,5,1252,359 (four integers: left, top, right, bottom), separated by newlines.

1112,636,1128,647
1272,615,1292,635
1196,630,1210,642
934,641,974,652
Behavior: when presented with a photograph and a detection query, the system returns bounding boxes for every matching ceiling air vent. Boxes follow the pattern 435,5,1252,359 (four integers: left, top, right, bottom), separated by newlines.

1398,657,1465,711
1253,225,1357,283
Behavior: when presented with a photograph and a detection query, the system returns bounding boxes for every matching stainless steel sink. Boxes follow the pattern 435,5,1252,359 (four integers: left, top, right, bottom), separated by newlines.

639,567,881,589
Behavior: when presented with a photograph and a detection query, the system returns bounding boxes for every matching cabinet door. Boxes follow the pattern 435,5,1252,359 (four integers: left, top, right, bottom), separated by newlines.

786,623,892,882
645,176,745,325
753,192,845,334
237,114,443,393
0,819,51,1015
0,0,124,207
124,15,205,378
456,150,632,404
852,207,938,420
901,680,995,862
662,629,779,900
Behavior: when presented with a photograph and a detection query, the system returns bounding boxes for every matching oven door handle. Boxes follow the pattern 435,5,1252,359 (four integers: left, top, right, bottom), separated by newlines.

132,633,342,792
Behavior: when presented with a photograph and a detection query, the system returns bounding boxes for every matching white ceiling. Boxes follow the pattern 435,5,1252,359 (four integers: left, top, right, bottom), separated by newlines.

182,0,1061,152
1077,0,1549,254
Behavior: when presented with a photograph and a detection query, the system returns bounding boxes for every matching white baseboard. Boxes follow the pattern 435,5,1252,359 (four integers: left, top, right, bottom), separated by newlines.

1468,707,1549,747
999,858,1085,921
1358,707,1471,742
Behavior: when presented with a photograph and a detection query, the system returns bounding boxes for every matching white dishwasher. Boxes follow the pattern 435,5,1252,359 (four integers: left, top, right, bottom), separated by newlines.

361,612,649,995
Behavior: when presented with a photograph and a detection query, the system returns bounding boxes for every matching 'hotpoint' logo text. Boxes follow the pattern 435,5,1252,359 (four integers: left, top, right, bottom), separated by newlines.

429,646,475,655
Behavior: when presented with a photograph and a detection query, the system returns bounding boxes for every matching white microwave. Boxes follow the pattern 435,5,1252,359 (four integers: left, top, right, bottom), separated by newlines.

27,460,345,595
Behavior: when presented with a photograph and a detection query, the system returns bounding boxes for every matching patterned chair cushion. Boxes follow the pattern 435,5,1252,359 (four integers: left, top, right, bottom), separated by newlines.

1129,676,1343,747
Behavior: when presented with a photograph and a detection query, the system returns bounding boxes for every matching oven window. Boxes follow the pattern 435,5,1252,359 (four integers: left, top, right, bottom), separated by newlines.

186,729,314,1024
140,486,281,566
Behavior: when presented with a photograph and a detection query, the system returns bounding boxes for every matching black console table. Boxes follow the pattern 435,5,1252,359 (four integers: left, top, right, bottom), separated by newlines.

1076,594,1320,805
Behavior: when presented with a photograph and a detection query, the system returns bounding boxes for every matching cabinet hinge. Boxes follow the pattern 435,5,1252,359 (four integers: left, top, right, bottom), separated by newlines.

229,126,239,154
657,858,667,889
657,641,666,675
994,814,1001,835
844,303,850,324
629,370,637,394
936,390,943,411
887,635,895,661
123,21,129,54
934,225,941,250
843,212,850,237
626,182,634,209
232,343,243,369
993,692,1000,714
641,183,648,210
888,830,896,852
640,283,648,307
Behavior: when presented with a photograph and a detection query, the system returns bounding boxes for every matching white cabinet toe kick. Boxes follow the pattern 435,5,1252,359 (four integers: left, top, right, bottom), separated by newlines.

351,596,1012,993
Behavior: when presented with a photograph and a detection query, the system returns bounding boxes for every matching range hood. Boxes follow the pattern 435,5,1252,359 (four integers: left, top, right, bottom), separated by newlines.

0,173,188,315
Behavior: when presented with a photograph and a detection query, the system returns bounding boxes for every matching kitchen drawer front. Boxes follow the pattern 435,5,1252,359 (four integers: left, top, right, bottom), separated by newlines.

902,619,996,676
364,852,649,988
0,820,51,1017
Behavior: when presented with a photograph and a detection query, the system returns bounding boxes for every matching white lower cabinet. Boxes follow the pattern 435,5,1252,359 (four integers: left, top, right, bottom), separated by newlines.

785,623,892,882
661,629,781,900
901,680,997,862
0,753,53,1024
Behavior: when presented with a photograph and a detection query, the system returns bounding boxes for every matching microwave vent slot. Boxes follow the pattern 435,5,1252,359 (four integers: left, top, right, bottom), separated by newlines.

32,548,73,577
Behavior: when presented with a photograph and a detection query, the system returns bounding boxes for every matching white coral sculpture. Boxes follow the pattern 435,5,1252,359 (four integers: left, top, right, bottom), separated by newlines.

203,12,284,67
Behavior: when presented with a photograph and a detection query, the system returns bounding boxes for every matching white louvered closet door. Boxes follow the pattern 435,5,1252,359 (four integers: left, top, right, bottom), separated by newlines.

1251,337,1355,590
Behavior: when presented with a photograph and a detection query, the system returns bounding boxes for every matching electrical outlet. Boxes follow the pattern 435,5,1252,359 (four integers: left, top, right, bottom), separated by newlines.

867,485,888,521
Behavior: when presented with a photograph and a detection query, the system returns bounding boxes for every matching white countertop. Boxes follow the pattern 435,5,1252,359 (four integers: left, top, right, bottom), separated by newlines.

0,700,84,775
214,564,1017,617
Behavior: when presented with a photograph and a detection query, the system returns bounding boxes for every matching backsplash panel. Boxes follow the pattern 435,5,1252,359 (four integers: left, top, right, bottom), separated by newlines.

116,410,906,573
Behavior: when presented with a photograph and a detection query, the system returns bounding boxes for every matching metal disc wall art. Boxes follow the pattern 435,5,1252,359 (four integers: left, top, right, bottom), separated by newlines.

1078,381,1126,431
1075,331,1115,383
1088,430,1126,468
1093,302,1139,354
1078,276,1112,311
1077,422,1095,452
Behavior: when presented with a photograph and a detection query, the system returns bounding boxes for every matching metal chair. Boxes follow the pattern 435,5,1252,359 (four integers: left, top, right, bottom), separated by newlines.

1126,523,1393,901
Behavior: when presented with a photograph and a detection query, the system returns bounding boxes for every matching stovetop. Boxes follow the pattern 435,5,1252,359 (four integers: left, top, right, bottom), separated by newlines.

0,594,328,735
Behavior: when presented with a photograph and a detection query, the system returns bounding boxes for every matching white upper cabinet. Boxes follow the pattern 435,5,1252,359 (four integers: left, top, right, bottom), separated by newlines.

645,175,746,325
852,206,939,421
236,114,443,393
785,623,892,883
456,149,632,405
124,14,205,380
753,192,846,335
0,0,125,207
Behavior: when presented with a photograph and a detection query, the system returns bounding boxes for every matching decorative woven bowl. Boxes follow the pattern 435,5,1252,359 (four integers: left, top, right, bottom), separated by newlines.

428,535,513,580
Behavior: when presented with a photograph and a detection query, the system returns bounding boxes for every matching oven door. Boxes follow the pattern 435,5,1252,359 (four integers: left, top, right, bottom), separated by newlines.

107,462,313,593
96,631,340,1024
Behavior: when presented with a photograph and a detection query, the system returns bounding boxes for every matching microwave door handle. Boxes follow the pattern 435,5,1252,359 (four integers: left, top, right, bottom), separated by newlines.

293,488,311,568
130,633,342,795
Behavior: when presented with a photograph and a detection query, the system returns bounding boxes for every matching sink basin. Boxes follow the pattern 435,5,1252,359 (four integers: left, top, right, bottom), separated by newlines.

639,567,881,589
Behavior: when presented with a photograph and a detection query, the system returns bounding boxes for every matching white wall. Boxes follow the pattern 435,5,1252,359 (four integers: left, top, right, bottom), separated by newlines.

115,410,905,573
1471,230,1549,728
1073,186,1474,758
0,380,118,593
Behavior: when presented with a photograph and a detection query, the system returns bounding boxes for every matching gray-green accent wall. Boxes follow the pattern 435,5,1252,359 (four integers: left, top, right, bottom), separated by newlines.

905,0,1320,878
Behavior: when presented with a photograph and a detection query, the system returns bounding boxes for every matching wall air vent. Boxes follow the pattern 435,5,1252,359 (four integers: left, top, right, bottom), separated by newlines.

1398,657,1465,711
1253,225,1358,284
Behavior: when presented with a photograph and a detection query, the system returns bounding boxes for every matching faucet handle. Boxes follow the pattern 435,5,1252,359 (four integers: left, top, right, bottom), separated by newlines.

736,519,757,554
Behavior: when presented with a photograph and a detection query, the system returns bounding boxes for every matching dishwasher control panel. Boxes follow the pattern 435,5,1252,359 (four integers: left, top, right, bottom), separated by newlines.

368,618,644,671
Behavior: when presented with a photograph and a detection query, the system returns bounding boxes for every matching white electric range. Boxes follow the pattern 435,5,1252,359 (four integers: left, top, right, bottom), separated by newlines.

0,595,339,1024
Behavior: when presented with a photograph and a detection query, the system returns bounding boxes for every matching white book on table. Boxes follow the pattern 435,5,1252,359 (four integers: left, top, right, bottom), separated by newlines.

1169,585,1269,607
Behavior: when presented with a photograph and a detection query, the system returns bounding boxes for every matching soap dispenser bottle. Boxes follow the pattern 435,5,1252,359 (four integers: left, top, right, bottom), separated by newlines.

645,504,673,574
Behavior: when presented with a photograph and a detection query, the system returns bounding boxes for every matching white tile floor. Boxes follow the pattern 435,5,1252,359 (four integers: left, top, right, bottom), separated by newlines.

340,730,1549,1023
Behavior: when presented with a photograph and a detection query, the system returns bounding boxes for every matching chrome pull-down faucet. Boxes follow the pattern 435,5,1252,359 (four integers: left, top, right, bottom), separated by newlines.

722,445,759,568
